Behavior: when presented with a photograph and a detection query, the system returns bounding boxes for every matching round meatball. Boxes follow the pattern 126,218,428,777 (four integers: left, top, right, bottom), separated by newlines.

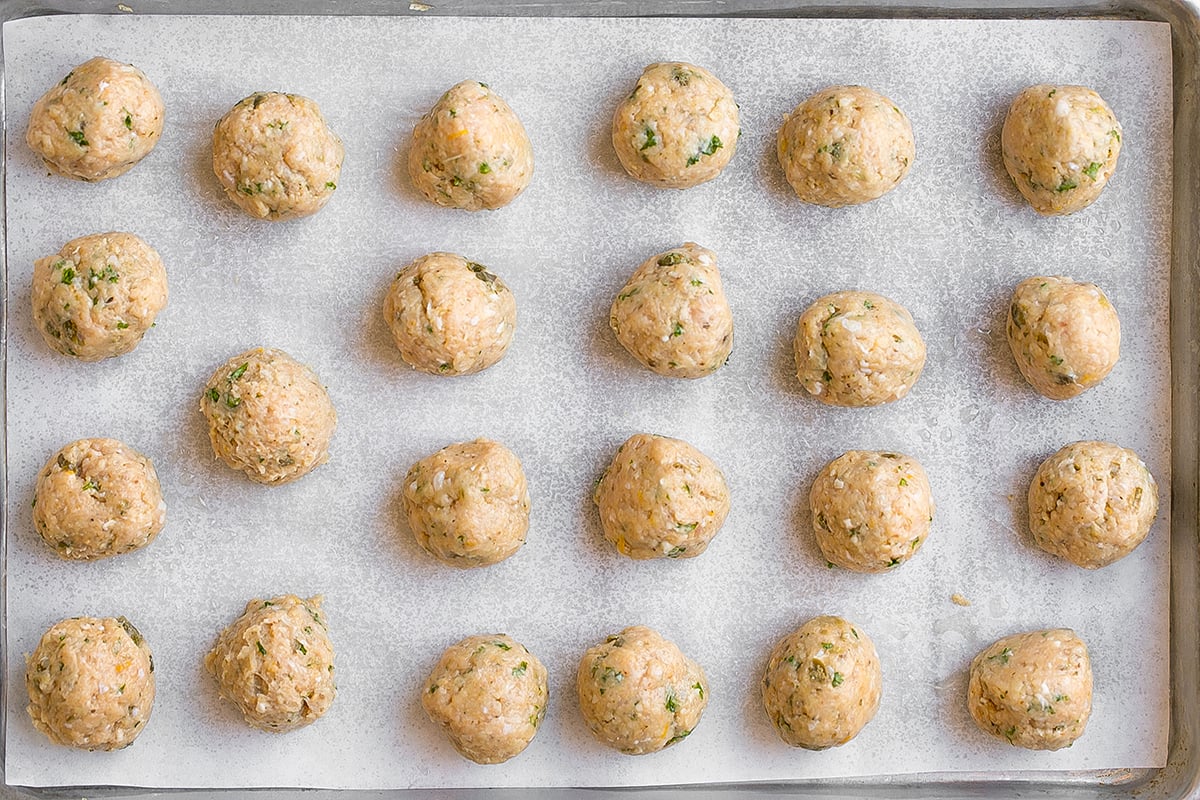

31,232,168,361
199,347,337,485
32,438,166,561
407,80,533,211
204,595,336,733
576,626,708,755
1007,276,1120,400
611,62,740,189
609,243,733,379
26,616,155,750
777,85,914,207
809,450,933,572
761,616,881,750
593,433,730,560
1002,85,1123,216
383,252,517,376
794,290,926,407
967,628,1093,750
422,634,548,764
402,439,530,568
1028,441,1158,569
26,56,164,182
212,92,343,220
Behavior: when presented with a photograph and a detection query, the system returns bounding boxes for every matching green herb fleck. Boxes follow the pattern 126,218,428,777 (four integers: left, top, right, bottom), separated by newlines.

887,557,901,567
68,130,89,147
206,388,220,403
450,175,463,187
429,683,439,694
230,363,248,381
831,671,844,687
81,479,99,492
988,647,1014,665
641,126,658,150
665,688,679,713
438,363,451,372
494,641,512,651
666,729,692,746
295,640,308,655
693,682,704,698
1050,355,1064,365
1084,161,1102,179
1056,178,1078,192
1110,128,1121,142
256,641,267,656
899,477,908,486
123,113,133,130
690,278,704,287
1055,693,1069,702
863,299,875,309
116,321,129,330
657,252,685,266
821,642,834,651
667,545,687,558
61,268,76,284
822,369,833,382
325,181,337,190
225,395,242,409
671,322,684,338
513,661,528,677
1004,726,1017,743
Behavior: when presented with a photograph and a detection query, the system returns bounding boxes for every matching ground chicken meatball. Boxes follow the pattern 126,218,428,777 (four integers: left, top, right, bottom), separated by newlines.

593,433,730,560
761,616,881,750
212,92,343,220
576,626,708,755
609,243,733,379
809,450,933,573
26,56,164,182
383,252,517,376
407,80,533,210
199,347,337,485
204,595,336,733
1028,441,1158,569
777,85,914,207
26,616,155,750
32,437,166,561
402,439,530,567
1002,85,1123,215
611,62,740,189
967,628,1093,750
31,232,168,361
794,290,926,407
422,634,548,764
1007,276,1120,400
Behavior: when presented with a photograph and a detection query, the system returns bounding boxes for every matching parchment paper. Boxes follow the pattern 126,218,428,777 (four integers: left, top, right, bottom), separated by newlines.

2,13,1172,790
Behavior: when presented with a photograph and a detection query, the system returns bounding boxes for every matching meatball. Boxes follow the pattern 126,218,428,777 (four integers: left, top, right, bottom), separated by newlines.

1007,276,1120,400
777,85,914,207
794,290,926,407
967,628,1093,750
26,616,155,750
199,347,337,485
1002,85,1123,216
204,595,336,733
383,252,517,376
609,243,733,379
611,62,740,189
593,433,730,560
407,80,533,211
31,232,168,361
761,616,881,750
26,56,164,182
809,450,934,573
422,634,548,764
576,625,708,755
1028,441,1158,569
402,439,530,568
33,438,166,561
212,92,343,220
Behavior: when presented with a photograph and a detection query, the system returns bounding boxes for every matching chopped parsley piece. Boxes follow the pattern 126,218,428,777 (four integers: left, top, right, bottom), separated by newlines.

123,112,133,130
225,395,242,409
641,126,657,150
256,641,267,656
671,322,684,337
295,640,307,655
493,641,512,651
206,388,220,403
116,321,129,329
821,642,834,651
230,363,248,381
1083,161,1102,179
693,682,704,698
831,671,844,687
665,688,679,713
988,647,1014,665
1056,178,1078,192
325,181,337,190
478,162,491,174
657,252,685,266
666,545,687,558
61,268,75,284
513,661,528,677
899,477,908,486
67,130,89,147
81,479,99,492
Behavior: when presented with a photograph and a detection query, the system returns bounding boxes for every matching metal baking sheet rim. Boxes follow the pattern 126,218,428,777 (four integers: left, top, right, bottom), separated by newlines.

0,0,1197,797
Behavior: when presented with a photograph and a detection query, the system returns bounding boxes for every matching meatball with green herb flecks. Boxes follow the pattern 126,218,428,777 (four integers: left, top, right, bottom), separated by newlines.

612,62,740,189
577,625,708,755
422,634,548,764
32,232,167,361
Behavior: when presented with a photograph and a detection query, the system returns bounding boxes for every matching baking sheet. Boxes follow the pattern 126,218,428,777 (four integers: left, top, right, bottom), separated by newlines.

1,13,1172,790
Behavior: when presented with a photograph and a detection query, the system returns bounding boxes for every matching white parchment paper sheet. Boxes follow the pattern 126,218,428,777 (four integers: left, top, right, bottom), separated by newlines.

3,13,1172,790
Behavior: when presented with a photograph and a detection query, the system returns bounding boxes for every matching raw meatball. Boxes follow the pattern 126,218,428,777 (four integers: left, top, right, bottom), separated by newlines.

407,80,533,211
31,232,168,361
26,616,155,750
794,290,926,407
593,433,730,560
33,438,166,561
609,243,733,379
26,56,164,182
777,85,914,207
383,252,517,376
1007,276,1120,400
402,439,530,568
204,595,336,733
212,92,343,220
967,628,1093,750
199,347,337,485
761,616,881,750
1002,85,1123,216
422,634,548,764
1028,441,1158,569
576,625,708,755
809,450,934,572
611,62,740,189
